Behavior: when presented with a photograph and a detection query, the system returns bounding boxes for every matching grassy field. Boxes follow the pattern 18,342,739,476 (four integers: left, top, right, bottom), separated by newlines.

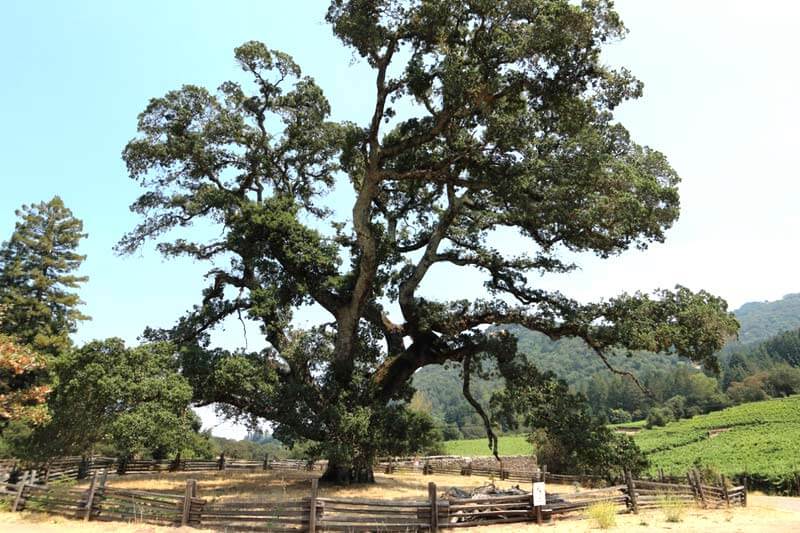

632,394,800,493
443,434,533,456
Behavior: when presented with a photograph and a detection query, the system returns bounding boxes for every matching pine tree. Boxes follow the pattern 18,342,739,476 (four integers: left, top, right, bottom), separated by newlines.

0,196,89,356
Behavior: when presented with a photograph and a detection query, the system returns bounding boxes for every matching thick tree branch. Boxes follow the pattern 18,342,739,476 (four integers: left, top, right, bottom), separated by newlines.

398,185,468,332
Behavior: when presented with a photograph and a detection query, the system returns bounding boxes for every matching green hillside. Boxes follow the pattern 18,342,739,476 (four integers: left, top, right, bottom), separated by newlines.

444,395,800,494
414,293,800,436
733,293,800,344
633,395,800,494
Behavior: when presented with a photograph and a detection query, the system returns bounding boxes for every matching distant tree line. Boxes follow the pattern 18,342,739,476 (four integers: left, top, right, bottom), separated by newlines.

413,317,800,435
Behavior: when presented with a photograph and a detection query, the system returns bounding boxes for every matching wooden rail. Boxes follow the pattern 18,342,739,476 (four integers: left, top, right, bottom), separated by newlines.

2,467,746,531
0,456,326,485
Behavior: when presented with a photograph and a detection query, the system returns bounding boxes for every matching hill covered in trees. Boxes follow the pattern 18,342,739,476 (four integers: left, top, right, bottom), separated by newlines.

413,294,800,438
733,293,800,344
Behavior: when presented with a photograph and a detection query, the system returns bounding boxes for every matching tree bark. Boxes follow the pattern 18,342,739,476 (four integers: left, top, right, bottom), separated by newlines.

320,462,375,484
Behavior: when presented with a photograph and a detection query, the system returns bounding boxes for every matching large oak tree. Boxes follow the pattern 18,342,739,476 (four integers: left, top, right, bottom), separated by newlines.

120,0,738,482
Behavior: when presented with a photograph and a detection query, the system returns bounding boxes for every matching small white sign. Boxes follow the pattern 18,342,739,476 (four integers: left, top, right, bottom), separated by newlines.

532,481,546,506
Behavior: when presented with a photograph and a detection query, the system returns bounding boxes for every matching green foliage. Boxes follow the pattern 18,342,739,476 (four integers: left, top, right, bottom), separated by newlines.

608,408,632,424
492,360,648,478
723,325,800,392
415,329,731,434
646,407,674,428
119,1,737,481
210,435,287,461
0,196,88,357
634,395,800,494
733,293,800,344
25,338,207,460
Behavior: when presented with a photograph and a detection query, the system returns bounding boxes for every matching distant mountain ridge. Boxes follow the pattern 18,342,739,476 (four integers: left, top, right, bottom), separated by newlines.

731,293,800,345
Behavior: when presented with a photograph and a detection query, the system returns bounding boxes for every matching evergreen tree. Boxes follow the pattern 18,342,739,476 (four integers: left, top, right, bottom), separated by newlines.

0,196,88,356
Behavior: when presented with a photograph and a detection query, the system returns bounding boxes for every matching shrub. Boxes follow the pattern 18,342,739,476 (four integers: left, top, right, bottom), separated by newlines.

658,493,686,522
608,408,632,424
646,407,674,428
587,501,617,529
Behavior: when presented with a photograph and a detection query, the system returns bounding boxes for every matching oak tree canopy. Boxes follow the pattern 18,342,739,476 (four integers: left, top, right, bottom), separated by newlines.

120,0,738,482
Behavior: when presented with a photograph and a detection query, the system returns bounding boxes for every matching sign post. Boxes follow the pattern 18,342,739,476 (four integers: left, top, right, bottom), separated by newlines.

532,481,546,524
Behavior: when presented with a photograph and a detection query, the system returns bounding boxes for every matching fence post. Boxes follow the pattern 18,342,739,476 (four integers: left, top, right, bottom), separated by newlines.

692,468,707,508
686,471,699,503
531,475,543,524
542,464,547,484
263,453,270,471
116,455,128,476
83,471,99,521
181,479,197,526
218,452,226,471
308,478,319,533
78,455,89,480
624,468,638,514
170,452,181,472
12,471,29,512
8,463,21,485
720,474,730,507
428,481,439,533
742,476,748,507
92,469,108,520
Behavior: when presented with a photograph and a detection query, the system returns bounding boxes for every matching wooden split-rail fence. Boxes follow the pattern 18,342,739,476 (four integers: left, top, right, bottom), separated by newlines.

381,459,609,485
1,465,746,531
0,455,325,486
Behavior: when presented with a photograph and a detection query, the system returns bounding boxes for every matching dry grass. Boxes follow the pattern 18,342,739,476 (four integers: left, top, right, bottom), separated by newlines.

3,503,800,533
0,511,214,532
4,472,797,532
657,492,686,522
586,500,617,529
75,470,575,504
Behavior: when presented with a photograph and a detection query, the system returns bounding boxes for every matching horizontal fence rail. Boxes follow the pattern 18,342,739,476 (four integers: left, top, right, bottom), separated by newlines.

0,455,326,486
1,463,746,532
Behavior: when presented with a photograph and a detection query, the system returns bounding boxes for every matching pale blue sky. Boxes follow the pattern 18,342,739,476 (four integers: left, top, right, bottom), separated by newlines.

2,1,798,438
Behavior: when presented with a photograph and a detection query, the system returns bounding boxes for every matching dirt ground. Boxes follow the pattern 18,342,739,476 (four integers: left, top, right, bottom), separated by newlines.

0,472,797,532
75,469,566,503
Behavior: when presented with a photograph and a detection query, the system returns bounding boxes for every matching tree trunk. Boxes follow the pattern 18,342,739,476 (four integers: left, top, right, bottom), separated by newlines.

320,461,375,484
